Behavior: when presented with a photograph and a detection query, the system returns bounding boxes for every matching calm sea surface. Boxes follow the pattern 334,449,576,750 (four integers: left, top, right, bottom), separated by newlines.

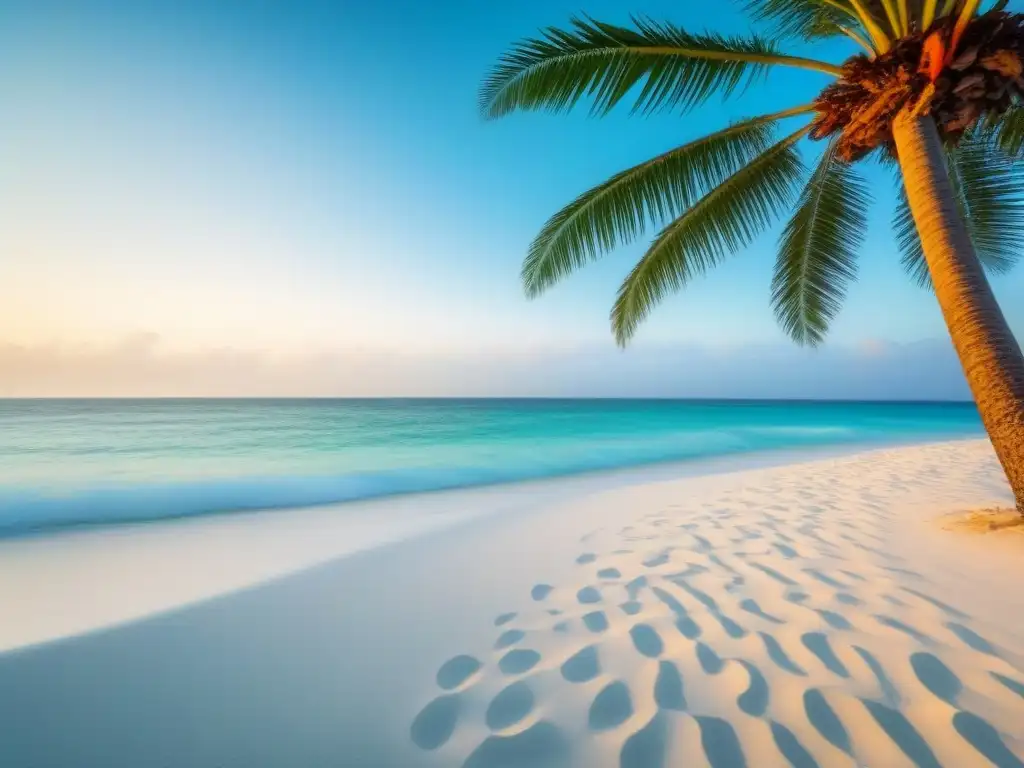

0,399,982,535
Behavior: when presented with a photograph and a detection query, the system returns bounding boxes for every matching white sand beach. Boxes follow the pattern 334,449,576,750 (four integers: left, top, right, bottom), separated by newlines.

1,439,1023,767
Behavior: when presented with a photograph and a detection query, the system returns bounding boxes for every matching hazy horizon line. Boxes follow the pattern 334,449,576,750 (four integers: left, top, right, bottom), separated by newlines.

0,396,977,404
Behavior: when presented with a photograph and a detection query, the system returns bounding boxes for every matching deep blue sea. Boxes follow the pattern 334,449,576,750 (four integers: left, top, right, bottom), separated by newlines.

0,399,983,535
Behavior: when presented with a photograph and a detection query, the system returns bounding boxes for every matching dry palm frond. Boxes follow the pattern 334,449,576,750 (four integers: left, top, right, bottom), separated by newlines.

810,11,1024,160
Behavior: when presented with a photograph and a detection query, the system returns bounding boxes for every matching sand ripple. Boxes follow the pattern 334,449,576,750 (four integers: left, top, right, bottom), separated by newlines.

411,442,1024,767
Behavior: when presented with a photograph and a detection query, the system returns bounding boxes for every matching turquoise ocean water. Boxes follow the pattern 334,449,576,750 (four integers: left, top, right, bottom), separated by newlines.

0,399,982,536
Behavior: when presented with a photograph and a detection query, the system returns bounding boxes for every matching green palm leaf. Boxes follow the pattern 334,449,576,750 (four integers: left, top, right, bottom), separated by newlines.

523,105,815,297
771,142,870,346
744,0,853,40
894,131,1024,288
479,16,841,119
611,127,808,345
995,107,1024,160
893,186,929,287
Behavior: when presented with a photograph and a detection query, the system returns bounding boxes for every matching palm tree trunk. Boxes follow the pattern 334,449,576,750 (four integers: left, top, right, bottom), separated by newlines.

892,111,1024,514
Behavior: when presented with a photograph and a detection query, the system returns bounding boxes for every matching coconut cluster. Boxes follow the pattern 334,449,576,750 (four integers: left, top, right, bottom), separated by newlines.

809,11,1024,161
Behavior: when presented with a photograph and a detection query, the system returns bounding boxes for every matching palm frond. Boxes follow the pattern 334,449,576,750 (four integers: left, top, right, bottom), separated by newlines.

771,142,870,346
877,0,903,37
848,0,892,51
873,146,899,169
894,187,930,287
995,107,1024,160
743,0,853,40
839,25,876,54
611,127,808,345
895,130,1024,288
523,105,815,297
949,130,1024,274
480,16,841,120
951,0,984,52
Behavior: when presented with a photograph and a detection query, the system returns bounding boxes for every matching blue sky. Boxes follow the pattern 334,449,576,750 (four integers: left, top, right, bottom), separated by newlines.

0,0,1020,397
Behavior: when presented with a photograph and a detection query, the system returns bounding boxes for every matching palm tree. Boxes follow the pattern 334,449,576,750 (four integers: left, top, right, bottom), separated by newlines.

480,0,1024,512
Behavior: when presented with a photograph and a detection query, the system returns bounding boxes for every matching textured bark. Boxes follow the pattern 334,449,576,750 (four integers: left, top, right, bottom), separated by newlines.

893,112,1024,514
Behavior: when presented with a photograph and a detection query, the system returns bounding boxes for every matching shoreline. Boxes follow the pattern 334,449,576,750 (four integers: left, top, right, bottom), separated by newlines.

0,437,999,657
0,431,983,541
1,438,1022,767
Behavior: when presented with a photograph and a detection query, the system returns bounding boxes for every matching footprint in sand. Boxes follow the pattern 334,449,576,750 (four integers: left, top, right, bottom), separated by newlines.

716,613,747,639
774,542,799,559
498,649,541,675
770,721,817,768
953,711,1024,768
992,672,1024,700
875,615,933,645
654,660,686,710
760,632,806,676
494,629,525,650
802,633,849,678
630,624,664,658
414,470,1024,768
815,609,853,631
410,694,461,751
911,651,962,706
485,681,535,731
676,580,745,638
531,584,553,601
583,611,608,633
651,586,702,639
736,660,769,716
561,645,600,683
696,716,746,768
750,562,798,586
739,598,783,624
853,646,898,704
620,712,670,768
624,575,648,597
696,642,724,675
643,550,671,568
588,681,633,731
946,622,998,656
862,699,941,768
620,600,643,616
436,654,482,691
804,689,852,755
